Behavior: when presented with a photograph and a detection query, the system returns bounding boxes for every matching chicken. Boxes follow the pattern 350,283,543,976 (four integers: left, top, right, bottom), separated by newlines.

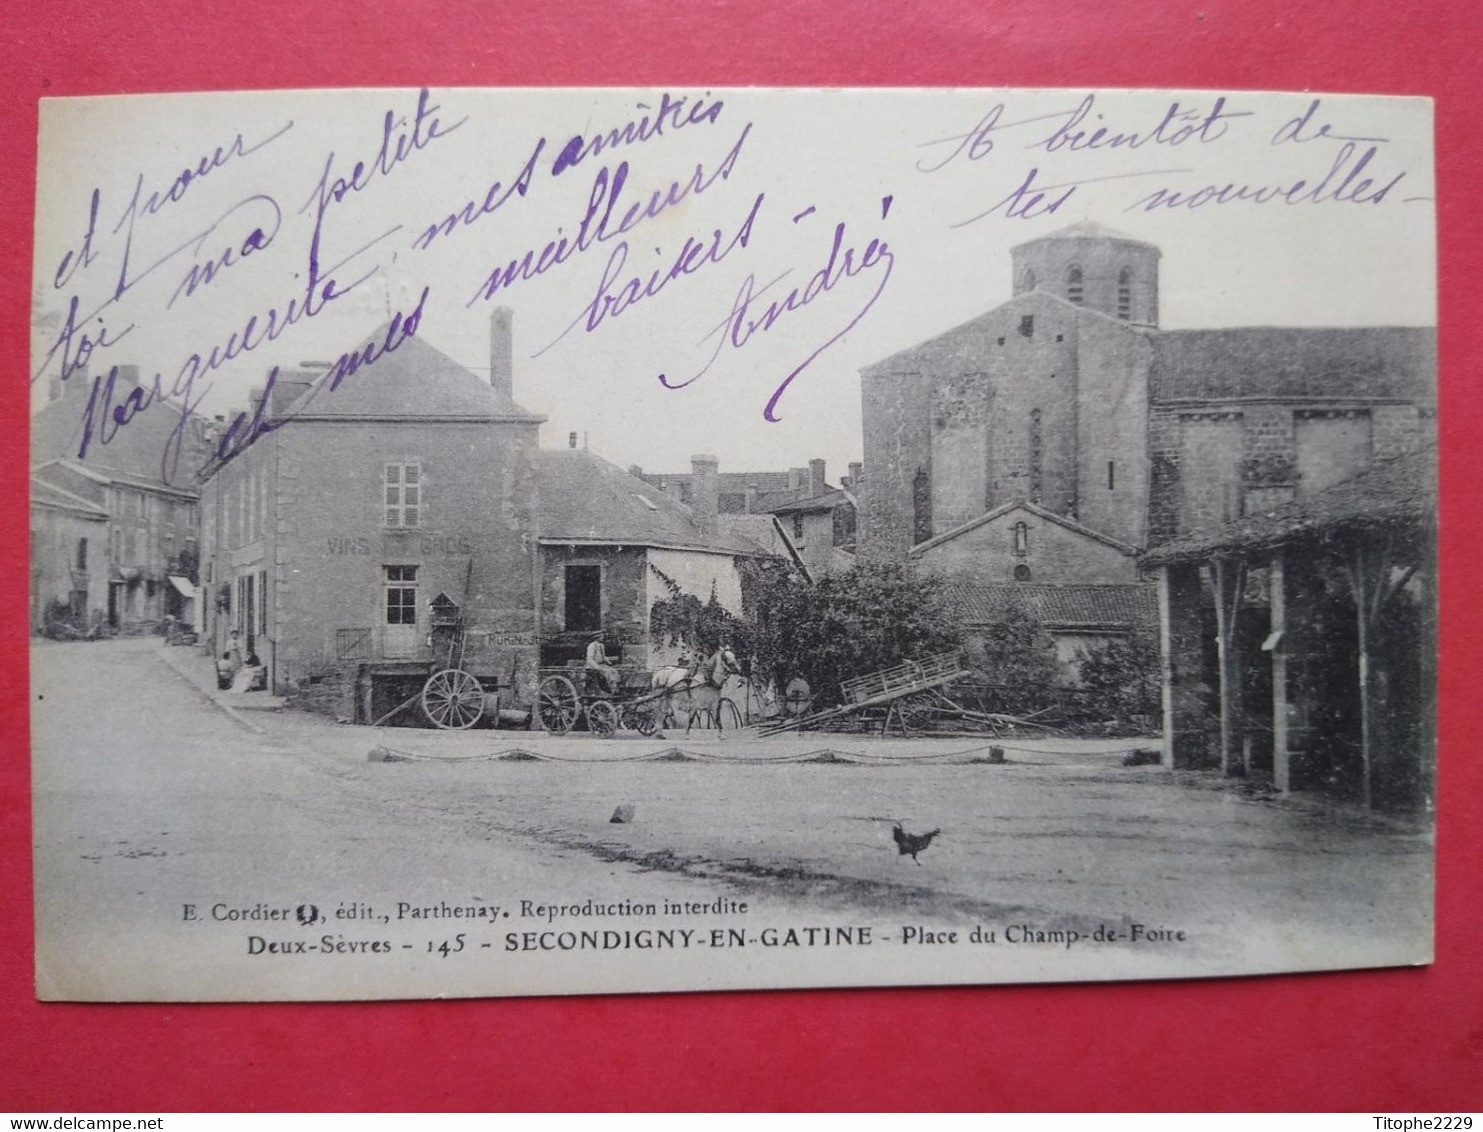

892,823,941,864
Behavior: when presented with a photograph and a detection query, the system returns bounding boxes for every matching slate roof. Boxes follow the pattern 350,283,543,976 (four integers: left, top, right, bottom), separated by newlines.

1151,326,1435,403
31,374,209,490
1141,447,1436,566
285,326,543,421
536,449,775,556
946,583,1158,631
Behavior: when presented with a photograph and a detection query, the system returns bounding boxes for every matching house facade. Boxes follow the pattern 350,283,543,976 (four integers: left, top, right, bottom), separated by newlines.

637,456,859,578
198,317,545,722
537,447,781,673
28,475,109,634
30,366,209,633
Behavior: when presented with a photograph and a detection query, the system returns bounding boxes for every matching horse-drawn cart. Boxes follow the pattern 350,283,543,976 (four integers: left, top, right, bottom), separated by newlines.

537,646,744,737
537,665,665,737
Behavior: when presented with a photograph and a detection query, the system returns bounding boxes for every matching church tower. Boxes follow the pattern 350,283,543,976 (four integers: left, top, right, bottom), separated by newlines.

1010,222,1160,327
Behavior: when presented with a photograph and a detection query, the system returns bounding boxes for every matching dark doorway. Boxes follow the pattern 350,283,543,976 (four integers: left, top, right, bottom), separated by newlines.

564,564,602,632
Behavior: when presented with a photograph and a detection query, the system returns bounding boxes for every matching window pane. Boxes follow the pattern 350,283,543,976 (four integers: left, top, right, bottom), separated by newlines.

385,506,399,526
385,464,402,484
404,506,419,527
404,486,419,506
404,465,420,484
385,485,400,505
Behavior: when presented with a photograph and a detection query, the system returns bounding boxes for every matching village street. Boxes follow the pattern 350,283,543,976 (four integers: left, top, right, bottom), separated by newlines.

30,638,1434,1001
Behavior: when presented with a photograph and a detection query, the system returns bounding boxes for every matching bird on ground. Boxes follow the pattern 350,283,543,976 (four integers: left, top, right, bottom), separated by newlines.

892,824,941,864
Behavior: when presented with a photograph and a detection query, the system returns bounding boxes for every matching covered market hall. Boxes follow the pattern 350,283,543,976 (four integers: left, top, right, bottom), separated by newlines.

1141,448,1436,811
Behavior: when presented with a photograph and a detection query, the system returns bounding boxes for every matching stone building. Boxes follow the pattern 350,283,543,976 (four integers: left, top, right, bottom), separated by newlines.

637,457,859,578
859,221,1436,561
857,222,1435,668
197,315,545,721
1142,448,1435,809
196,311,785,725
28,473,109,634
535,444,783,672
30,366,209,634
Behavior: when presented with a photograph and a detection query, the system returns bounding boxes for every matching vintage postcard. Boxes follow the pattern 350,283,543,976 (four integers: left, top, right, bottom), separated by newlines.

29,88,1436,1001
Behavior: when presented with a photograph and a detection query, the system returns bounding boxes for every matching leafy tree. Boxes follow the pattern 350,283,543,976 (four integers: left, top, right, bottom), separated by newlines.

963,600,1060,690
1076,631,1161,724
740,558,961,707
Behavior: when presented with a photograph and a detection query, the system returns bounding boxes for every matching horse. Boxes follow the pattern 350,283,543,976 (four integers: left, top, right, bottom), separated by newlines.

650,646,742,734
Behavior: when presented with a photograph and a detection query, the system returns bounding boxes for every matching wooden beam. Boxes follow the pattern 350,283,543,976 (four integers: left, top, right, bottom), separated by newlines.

1268,553,1291,794
1211,556,1247,776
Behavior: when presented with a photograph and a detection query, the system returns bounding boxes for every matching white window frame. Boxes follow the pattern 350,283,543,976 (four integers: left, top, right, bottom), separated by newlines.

384,462,423,529
384,564,419,625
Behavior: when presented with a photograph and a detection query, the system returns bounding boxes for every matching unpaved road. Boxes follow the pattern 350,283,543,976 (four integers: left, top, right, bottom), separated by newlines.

30,638,1433,1000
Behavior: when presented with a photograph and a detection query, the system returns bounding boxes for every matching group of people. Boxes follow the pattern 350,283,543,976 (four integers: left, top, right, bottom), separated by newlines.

214,630,266,693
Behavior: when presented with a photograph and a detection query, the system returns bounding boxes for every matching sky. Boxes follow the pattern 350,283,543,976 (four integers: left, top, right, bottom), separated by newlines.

30,87,1436,484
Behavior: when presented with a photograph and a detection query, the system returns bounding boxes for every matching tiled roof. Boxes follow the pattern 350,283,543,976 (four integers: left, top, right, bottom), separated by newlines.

536,450,775,556
1151,326,1435,403
946,583,1158,630
286,326,543,421
1142,447,1436,566
1014,220,1155,247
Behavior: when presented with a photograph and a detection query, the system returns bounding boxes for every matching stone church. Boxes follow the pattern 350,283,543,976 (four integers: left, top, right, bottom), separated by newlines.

858,221,1436,580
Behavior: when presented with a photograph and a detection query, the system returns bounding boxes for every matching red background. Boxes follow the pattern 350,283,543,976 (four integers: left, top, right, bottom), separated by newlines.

2,0,1480,1112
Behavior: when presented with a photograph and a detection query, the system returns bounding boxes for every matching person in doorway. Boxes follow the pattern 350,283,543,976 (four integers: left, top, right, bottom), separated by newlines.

584,632,619,695
230,650,266,694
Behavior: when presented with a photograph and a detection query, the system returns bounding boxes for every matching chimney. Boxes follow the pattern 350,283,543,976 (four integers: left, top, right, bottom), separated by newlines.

849,461,863,488
744,484,758,514
269,367,318,421
490,307,514,401
788,467,803,491
57,364,89,401
628,465,643,478
690,454,719,536
808,458,826,497
568,431,578,449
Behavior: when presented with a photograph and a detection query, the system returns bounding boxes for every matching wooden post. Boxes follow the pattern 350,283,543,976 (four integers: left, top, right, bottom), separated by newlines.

1343,533,1413,809
1211,556,1247,776
1268,553,1291,794
1157,563,1209,769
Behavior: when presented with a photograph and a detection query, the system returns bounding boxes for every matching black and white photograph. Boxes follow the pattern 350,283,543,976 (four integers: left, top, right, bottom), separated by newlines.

28,87,1437,1001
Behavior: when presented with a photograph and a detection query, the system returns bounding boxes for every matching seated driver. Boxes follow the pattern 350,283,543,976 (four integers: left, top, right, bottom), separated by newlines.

584,632,620,695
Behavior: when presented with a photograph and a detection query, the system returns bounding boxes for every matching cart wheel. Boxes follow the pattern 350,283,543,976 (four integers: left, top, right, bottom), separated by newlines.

421,668,485,730
587,700,619,737
621,703,658,735
538,675,581,734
